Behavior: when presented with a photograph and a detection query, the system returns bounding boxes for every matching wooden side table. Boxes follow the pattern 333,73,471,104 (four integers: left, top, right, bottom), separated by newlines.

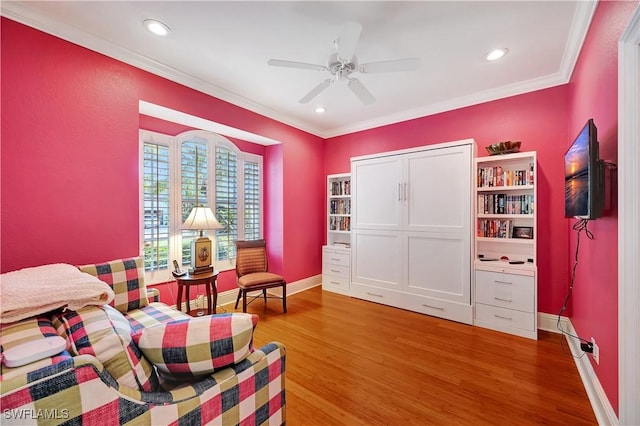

175,270,219,316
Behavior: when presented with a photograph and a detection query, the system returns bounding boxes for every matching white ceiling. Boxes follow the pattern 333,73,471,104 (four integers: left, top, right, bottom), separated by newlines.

2,1,596,139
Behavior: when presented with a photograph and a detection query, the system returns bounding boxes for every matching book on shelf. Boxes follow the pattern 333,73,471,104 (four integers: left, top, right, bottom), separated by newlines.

477,162,535,188
330,179,351,196
477,194,535,215
477,219,513,238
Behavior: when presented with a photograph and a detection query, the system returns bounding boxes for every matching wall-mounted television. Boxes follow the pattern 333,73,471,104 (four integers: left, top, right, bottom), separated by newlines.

564,118,605,219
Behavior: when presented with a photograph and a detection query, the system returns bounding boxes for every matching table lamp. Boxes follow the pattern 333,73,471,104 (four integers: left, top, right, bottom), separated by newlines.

180,206,223,274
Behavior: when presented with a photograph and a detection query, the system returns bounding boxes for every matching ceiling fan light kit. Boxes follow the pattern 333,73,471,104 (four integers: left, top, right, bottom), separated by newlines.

268,21,420,106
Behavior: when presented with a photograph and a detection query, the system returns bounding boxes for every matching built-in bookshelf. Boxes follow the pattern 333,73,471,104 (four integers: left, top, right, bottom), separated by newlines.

327,173,351,247
324,173,351,295
474,151,538,340
475,152,537,262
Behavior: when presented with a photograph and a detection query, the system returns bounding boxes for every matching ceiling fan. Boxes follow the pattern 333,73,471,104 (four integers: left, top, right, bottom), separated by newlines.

267,22,420,105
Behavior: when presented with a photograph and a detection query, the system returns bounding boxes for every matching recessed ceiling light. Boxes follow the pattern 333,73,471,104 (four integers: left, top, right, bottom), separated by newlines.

314,106,326,114
143,19,171,36
485,48,508,61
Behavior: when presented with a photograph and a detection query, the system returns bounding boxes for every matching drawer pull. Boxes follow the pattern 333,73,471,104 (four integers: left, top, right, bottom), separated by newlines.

494,280,513,285
494,314,513,320
422,304,445,311
494,297,513,303
366,292,384,298
330,269,340,273
330,258,341,262
330,281,341,285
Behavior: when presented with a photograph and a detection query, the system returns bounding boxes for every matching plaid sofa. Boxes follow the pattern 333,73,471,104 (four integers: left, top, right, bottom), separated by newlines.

0,257,286,425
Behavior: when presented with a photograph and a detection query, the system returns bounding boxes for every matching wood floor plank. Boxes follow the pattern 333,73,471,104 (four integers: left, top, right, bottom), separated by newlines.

244,286,596,425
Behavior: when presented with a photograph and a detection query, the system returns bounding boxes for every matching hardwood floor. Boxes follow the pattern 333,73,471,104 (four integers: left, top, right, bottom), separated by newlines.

244,286,596,425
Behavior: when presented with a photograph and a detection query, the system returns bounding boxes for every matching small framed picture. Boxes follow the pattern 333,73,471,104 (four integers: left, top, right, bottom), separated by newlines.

512,226,534,239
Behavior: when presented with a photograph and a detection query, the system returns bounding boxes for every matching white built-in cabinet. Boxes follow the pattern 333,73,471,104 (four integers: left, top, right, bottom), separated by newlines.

350,140,475,324
323,173,351,294
474,151,538,339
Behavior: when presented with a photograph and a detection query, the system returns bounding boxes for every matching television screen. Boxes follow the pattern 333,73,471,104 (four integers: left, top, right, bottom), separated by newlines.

564,119,604,219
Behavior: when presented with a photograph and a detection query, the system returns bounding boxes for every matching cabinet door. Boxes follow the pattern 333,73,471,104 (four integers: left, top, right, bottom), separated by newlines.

404,145,471,232
352,229,402,290
403,231,471,304
351,156,403,231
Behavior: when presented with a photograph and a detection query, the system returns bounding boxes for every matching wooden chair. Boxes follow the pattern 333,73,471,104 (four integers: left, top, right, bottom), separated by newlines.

234,239,287,313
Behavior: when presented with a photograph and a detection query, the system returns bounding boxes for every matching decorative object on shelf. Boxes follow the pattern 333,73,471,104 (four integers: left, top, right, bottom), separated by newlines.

512,226,534,239
486,141,522,155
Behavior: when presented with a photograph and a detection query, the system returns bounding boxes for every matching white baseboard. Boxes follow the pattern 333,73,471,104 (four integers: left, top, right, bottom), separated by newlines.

538,313,617,426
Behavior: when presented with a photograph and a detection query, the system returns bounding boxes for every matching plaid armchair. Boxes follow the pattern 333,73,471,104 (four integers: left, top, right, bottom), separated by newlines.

0,257,286,425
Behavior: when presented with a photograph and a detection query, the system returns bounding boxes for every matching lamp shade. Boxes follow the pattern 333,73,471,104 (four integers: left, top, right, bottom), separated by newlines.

180,206,223,231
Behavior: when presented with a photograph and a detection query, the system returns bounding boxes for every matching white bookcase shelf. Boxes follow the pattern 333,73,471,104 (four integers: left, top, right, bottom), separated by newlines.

474,151,538,340
326,173,351,246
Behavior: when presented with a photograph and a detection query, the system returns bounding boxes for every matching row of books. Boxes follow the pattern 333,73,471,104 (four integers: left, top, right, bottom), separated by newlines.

478,194,534,215
477,163,534,187
330,199,351,215
329,216,351,232
477,219,513,238
330,180,351,196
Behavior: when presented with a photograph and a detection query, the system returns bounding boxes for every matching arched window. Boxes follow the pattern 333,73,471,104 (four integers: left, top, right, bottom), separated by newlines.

140,130,263,284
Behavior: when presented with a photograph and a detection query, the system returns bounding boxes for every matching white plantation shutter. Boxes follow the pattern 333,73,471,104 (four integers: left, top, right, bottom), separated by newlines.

215,145,238,261
180,138,209,266
244,159,261,240
143,143,170,272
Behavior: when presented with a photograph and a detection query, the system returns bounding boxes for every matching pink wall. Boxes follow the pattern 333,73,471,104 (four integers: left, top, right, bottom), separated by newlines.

325,86,571,315
1,18,325,292
565,0,639,415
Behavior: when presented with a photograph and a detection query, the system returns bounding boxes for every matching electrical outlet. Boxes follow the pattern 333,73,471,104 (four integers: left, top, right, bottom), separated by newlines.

591,337,599,365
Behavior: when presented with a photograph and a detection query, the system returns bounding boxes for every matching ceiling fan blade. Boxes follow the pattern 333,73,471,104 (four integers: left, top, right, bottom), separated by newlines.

359,58,421,73
268,59,327,72
337,21,362,62
347,78,375,105
299,79,333,104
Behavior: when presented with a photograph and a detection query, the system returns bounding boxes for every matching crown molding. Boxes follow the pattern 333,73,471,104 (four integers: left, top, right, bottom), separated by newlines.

321,72,569,138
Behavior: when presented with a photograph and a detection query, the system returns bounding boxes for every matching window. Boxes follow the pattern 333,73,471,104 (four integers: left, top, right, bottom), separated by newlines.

140,130,263,284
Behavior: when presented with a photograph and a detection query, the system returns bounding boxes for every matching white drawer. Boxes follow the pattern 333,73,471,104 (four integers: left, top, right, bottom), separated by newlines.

322,275,350,294
350,282,406,307
322,249,350,267
322,263,350,278
475,303,535,332
405,294,473,325
476,270,534,313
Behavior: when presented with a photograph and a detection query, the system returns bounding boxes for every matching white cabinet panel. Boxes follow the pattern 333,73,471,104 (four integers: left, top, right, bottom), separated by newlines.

352,230,403,290
405,147,471,231
351,156,403,230
404,232,470,304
